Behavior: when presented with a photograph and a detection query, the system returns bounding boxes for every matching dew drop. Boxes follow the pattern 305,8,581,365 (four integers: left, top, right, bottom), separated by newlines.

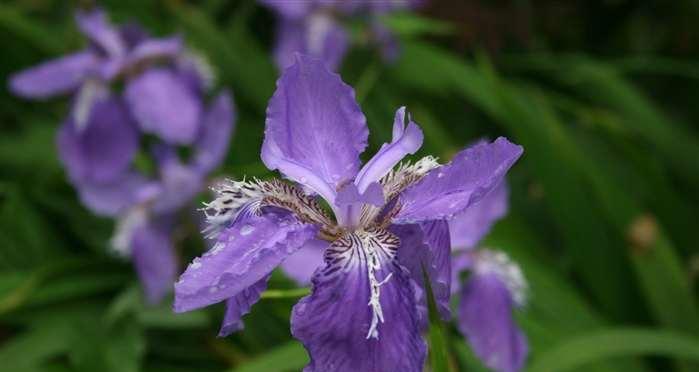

189,260,202,270
240,224,255,236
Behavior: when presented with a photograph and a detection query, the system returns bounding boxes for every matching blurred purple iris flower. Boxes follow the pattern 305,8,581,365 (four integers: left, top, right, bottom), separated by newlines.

174,54,521,371
260,0,423,70
449,182,529,372
8,8,235,304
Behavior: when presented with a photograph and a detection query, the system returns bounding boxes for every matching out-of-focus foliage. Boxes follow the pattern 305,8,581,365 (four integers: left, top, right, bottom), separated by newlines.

0,1,698,371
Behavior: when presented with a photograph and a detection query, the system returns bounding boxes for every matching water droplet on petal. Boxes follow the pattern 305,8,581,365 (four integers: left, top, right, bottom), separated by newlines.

240,224,255,236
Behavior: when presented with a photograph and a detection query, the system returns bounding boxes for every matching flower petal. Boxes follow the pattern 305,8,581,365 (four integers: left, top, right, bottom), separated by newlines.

291,228,426,372
174,213,317,312
125,68,202,144
76,173,159,217
306,13,349,70
131,221,178,304
75,9,125,57
395,137,522,223
262,54,368,203
219,275,271,336
450,182,508,250
192,91,235,174
391,220,451,324
151,160,204,214
280,238,328,285
354,107,423,193
126,36,182,66
57,97,139,184
9,51,98,98
458,273,528,372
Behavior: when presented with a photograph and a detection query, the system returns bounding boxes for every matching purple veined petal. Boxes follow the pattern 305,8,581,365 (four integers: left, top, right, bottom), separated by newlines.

126,36,183,67
390,220,451,325
76,173,160,217
354,107,423,193
219,275,271,336
75,9,126,58
450,181,509,251
174,213,318,312
262,54,369,203
394,137,523,224
458,273,528,372
260,0,315,19
131,221,178,304
192,91,235,174
8,51,98,99
291,228,426,372
125,68,202,144
280,238,328,285
306,12,349,71
57,97,140,185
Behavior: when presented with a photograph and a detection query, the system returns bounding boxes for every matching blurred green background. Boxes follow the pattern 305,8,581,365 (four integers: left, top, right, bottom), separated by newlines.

1,1,699,371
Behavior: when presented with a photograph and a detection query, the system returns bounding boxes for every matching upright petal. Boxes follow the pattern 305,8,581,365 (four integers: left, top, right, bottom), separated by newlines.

219,276,270,336
131,222,178,304
391,220,451,324
395,137,522,223
174,214,317,312
354,107,423,193
291,228,426,372
273,19,306,70
306,12,349,70
9,51,98,98
75,9,125,57
192,91,235,174
125,68,202,144
57,97,139,184
262,54,368,203
280,238,328,285
458,273,528,372
450,182,509,250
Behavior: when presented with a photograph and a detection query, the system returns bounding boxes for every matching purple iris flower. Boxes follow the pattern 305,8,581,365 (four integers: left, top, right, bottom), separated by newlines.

449,182,529,372
9,8,235,304
174,54,522,371
260,0,423,70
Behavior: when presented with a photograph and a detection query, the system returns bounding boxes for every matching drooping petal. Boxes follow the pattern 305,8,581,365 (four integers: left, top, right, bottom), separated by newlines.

9,51,98,98
75,9,125,57
390,220,451,324
131,221,178,304
354,107,423,193
124,68,202,144
280,238,328,285
192,91,235,174
395,137,523,224
450,182,508,250
458,273,528,372
291,228,426,372
76,173,160,217
57,97,139,184
219,276,270,336
174,213,317,312
262,54,368,203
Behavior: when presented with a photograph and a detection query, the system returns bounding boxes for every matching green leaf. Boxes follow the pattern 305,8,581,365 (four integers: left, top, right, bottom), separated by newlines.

528,328,699,372
229,341,308,372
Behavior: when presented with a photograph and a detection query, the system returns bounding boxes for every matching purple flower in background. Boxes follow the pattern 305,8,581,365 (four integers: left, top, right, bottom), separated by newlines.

450,182,529,372
260,0,423,70
8,8,235,304
174,54,522,371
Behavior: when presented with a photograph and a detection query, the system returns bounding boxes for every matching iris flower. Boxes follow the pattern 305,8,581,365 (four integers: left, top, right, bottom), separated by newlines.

174,54,522,371
8,8,234,303
450,182,528,372
261,0,423,70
